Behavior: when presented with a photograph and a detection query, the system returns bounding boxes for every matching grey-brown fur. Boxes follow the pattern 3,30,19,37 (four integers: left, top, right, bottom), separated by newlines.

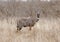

17,14,40,31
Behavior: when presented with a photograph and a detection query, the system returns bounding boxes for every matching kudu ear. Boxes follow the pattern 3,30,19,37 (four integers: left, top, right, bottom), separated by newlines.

36,13,40,22
37,13,40,18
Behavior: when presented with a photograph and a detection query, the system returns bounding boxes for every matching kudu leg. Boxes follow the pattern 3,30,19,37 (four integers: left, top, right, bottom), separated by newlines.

29,26,32,30
17,28,22,31
17,25,22,31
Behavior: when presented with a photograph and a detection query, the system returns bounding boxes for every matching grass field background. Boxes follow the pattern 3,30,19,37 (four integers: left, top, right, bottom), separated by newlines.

0,0,60,42
0,17,60,42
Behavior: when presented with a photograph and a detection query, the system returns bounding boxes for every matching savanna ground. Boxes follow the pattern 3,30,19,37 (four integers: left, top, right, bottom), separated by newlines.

0,0,60,42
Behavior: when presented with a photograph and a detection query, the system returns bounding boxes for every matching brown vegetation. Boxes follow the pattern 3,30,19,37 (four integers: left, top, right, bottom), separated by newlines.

0,0,60,42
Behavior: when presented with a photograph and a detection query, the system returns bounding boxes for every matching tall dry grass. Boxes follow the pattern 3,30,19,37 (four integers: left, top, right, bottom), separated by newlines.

0,0,60,42
0,17,60,42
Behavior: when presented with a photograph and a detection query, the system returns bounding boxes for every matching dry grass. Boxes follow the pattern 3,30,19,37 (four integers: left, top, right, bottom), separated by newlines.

0,17,60,42
0,0,60,42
